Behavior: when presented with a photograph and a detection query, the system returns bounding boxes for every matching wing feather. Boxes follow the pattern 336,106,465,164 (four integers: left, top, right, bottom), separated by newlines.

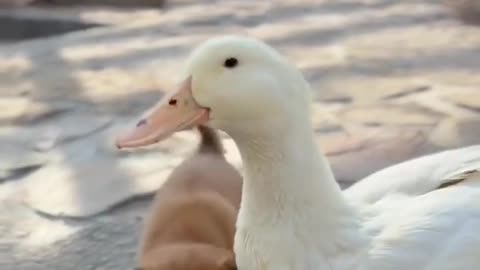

344,145,480,203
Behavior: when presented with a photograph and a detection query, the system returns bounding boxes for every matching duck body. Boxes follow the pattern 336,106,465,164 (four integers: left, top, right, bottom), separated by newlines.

137,126,241,270
345,146,480,270
115,35,480,270
233,127,480,270
354,177,480,270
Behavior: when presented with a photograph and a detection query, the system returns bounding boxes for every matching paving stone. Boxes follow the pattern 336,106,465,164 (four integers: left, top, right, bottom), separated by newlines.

321,128,429,185
339,104,441,126
445,89,480,113
0,97,73,125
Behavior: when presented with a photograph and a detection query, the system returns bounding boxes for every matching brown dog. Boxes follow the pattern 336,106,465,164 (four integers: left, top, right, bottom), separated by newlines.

136,126,242,270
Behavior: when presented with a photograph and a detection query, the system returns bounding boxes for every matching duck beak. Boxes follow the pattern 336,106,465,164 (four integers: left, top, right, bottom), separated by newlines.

115,77,210,149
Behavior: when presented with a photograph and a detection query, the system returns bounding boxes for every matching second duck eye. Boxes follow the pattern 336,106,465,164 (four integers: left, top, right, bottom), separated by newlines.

224,57,238,68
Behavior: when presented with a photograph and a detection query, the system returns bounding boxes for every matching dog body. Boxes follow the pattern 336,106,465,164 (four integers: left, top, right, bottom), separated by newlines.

138,126,242,270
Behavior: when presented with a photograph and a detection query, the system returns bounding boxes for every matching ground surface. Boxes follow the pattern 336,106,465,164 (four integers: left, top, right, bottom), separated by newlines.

1,0,480,269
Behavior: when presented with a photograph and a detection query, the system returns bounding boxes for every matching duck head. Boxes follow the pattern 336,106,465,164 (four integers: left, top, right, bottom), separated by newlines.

116,35,312,149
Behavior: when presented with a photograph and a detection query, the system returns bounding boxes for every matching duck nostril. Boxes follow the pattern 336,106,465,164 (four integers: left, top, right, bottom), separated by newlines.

136,119,147,127
169,99,178,106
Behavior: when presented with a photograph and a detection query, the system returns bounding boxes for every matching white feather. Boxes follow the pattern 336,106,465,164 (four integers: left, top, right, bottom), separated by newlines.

345,145,480,203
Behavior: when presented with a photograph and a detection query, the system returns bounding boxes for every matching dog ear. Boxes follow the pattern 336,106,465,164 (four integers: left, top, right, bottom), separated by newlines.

216,252,237,270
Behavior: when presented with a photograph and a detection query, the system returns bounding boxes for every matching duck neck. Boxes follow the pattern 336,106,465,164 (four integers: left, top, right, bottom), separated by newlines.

230,120,363,253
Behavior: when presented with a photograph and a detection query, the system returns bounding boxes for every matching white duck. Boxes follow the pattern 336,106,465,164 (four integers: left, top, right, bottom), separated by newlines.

116,36,480,270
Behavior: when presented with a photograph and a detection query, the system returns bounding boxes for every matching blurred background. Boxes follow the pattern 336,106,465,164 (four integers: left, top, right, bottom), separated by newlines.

0,0,479,269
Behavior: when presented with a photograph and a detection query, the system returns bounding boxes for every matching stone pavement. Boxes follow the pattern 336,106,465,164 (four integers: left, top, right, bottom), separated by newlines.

0,0,479,269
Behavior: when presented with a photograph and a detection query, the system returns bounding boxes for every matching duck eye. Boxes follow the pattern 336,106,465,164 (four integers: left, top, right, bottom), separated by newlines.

136,119,147,127
224,57,238,68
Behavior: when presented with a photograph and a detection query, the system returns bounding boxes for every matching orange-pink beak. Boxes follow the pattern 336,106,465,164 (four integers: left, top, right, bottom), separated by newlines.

115,77,210,149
